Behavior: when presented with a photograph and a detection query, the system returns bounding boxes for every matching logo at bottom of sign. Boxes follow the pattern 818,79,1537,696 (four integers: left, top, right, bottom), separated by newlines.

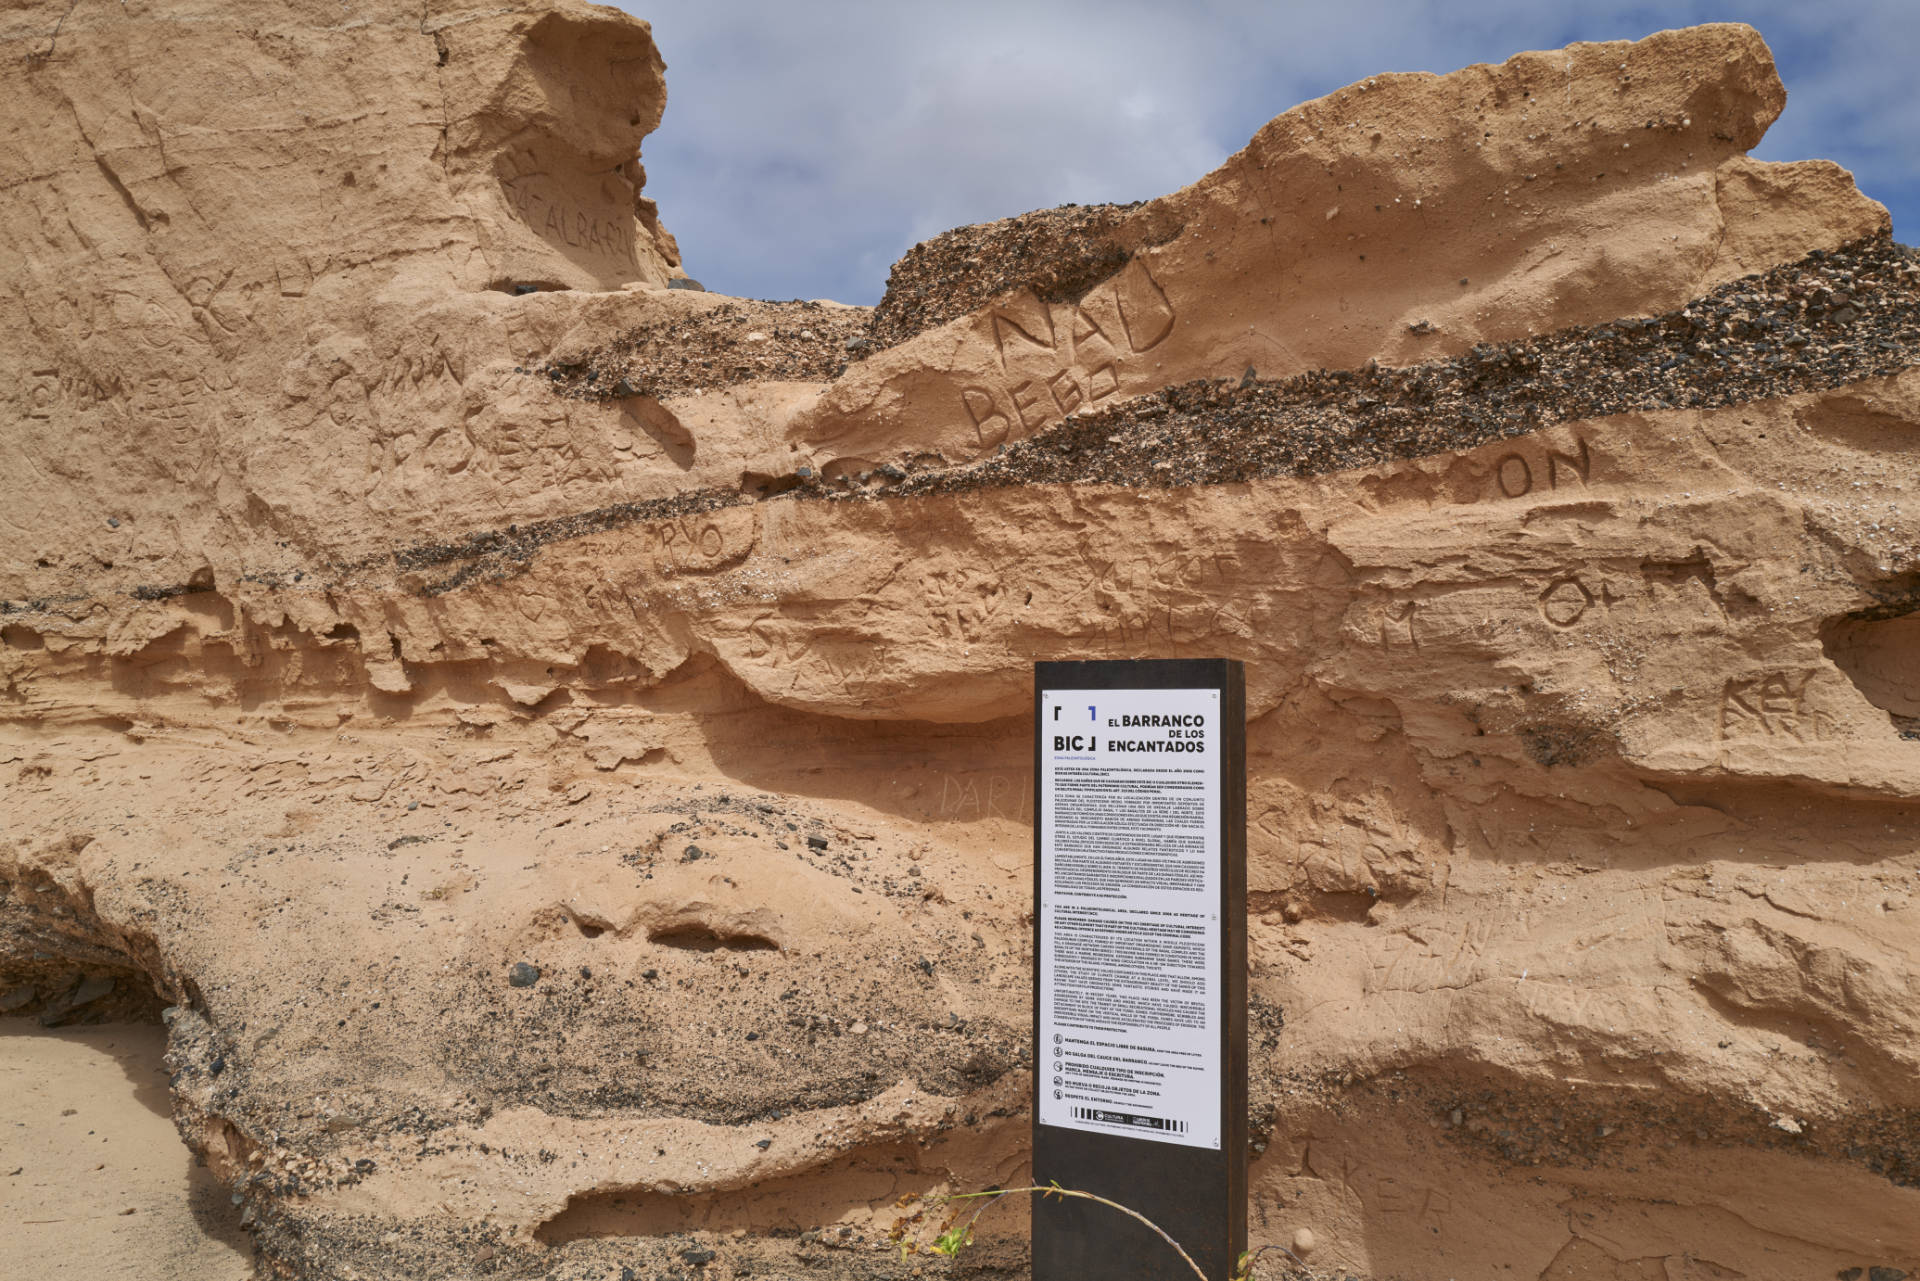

1069,1106,1191,1134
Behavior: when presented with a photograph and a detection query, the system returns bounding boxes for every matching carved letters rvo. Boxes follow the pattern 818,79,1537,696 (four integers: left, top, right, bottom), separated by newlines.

960,258,1177,449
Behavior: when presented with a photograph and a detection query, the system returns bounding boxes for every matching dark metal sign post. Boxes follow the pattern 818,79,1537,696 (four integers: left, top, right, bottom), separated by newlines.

1032,658,1247,1280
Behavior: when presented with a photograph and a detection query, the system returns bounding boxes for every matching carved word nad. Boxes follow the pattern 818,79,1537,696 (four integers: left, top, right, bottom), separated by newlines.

960,258,1177,449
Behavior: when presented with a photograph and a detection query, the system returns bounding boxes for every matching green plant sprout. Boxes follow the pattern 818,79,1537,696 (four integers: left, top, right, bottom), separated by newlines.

912,1181,1309,1280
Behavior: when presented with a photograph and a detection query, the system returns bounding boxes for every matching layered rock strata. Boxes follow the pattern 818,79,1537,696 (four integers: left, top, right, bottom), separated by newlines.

3,11,1918,1280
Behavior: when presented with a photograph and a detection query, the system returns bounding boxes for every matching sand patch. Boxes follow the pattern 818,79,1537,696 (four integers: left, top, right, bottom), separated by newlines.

0,1022,251,1281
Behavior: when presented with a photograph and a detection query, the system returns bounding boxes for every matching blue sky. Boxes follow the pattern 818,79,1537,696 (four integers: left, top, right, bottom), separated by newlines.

620,2,1917,305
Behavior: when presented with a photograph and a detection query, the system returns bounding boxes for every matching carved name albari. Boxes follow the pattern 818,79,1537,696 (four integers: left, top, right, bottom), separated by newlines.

959,258,1177,448
498,153,643,269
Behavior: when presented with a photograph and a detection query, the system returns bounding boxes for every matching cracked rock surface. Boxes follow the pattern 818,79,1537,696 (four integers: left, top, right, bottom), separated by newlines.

3,9,1919,1280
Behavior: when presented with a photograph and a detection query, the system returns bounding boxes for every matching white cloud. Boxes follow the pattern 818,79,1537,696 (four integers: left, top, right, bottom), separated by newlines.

624,0,1917,304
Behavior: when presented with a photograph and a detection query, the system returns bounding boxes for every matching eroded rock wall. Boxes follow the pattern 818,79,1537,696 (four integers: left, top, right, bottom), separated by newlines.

3,11,1918,1280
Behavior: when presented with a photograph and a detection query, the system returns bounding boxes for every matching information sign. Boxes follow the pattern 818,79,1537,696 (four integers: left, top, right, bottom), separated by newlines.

1039,686,1223,1149
1033,659,1246,1281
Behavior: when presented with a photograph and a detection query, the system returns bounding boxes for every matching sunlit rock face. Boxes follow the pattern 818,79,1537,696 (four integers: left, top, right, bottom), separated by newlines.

3,10,1918,1278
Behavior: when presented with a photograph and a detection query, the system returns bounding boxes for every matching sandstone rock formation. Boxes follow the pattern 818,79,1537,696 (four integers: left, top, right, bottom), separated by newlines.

3,8,1918,1279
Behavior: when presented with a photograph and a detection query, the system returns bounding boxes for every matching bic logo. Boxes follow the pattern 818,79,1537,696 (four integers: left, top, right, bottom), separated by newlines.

1052,695,1098,756
1050,700,1097,750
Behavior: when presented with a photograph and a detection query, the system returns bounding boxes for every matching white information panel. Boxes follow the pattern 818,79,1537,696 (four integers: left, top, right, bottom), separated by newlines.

1038,687,1220,1150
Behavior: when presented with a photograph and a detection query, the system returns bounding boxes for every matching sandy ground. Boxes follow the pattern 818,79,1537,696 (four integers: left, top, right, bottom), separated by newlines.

0,1021,252,1281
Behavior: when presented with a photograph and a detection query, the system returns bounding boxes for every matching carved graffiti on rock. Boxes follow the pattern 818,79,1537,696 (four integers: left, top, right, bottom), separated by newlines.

937,771,1032,822
960,258,1177,449
650,508,756,575
924,568,1008,642
1488,437,1594,500
1380,598,1420,648
1535,572,1627,628
1303,1144,1453,1221
1718,670,1829,741
1539,576,1595,627
498,151,642,269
